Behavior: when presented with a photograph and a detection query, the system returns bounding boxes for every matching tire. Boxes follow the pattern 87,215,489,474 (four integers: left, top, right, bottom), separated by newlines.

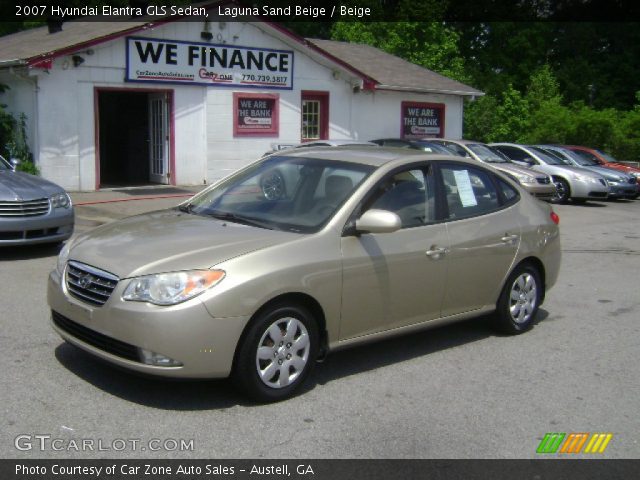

259,170,286,200
551,178,570,204
495,263,542,334
233,304,319,402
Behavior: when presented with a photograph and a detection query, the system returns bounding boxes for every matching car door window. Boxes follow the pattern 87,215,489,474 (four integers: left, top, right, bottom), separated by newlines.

572,149,599,163
441,165,500,219
497,178,520,205
493,146,528,162
363,167,436,228
449,143,470,157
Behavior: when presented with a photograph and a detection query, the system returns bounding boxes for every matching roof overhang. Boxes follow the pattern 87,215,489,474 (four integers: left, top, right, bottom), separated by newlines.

374,84,485,97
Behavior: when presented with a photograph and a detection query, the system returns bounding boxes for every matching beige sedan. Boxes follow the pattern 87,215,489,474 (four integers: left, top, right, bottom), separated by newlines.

48,148,561,401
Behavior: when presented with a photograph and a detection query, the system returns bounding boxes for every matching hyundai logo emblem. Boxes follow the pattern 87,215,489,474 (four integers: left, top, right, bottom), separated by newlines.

78,274,93,289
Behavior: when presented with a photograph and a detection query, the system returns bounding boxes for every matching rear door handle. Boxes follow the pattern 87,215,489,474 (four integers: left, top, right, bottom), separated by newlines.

426,246,449,258
501,234,519,244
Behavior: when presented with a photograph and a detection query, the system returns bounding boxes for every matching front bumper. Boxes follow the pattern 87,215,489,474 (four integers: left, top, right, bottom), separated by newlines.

47,268,250,378
521,182,556,200
567,178,609,200
607,182,637,198
0,207,74,246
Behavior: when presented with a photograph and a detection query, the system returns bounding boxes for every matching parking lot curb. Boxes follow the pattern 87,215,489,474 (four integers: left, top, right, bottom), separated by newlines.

74,193,193,206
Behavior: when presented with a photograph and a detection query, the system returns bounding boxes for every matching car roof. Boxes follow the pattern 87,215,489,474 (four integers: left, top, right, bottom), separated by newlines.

271,146,478,168
301,139,378,146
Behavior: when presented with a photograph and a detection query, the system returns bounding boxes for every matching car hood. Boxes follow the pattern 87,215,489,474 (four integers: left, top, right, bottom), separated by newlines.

0,170,63,200
580,166,628,181
67,209,300,279
549,165,604,179
605,162,640,174
488,162,544,178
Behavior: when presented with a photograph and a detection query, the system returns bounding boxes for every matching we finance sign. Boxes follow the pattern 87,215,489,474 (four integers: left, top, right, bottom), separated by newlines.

126,37,294,89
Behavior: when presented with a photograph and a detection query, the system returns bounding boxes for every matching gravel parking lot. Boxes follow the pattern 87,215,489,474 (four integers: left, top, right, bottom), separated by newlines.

1,194,638,459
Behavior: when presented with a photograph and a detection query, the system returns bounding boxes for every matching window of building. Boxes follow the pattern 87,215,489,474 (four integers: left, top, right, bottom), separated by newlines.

301,92,329,141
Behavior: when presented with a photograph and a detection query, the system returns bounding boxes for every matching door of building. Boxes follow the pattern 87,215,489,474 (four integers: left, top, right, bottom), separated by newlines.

148,92,170,184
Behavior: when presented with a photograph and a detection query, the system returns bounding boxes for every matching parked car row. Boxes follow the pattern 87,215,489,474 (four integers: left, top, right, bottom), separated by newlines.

264,139,640,204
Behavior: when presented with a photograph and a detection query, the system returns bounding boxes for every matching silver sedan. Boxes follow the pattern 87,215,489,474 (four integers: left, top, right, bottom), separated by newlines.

490,143,609,203
0,155,74,246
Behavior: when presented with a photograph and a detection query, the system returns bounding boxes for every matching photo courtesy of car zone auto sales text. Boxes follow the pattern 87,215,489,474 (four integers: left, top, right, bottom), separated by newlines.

0,1,639,479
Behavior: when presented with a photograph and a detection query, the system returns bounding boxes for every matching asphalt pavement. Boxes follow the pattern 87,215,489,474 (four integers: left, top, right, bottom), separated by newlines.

0,190,638,459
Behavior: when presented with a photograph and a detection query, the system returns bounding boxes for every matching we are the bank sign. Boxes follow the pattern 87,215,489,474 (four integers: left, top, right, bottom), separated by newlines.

126,37,294,89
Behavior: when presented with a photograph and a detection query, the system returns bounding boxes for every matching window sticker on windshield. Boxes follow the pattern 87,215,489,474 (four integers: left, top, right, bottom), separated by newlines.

453,170,478,207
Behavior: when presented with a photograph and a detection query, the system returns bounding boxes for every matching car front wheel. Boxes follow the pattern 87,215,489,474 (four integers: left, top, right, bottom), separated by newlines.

233,304,319,402
495,264,542,334
551,178,570,204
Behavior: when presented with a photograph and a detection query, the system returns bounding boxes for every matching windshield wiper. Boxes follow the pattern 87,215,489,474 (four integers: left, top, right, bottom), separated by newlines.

177,203,194,214
205,210,274,230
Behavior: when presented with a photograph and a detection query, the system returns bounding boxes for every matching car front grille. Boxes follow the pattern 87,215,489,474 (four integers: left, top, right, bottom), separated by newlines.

536,176,551,184
0,198,49,217
66,261,119,307
52,311,140,362
588,191,608,198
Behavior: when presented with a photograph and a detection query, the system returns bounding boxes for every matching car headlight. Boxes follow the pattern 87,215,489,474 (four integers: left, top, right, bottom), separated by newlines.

51,192,72,209
512,173,536,184
122,270,225,305
56,241,72,275
570,173,589,182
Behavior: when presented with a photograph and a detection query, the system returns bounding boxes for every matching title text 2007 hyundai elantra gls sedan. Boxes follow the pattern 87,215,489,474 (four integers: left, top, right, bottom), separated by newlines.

48,148,561,401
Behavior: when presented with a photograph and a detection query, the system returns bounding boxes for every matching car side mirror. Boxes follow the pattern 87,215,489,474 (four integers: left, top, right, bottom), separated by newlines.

355,209,401,234
10,158,20,170
523,157,535,166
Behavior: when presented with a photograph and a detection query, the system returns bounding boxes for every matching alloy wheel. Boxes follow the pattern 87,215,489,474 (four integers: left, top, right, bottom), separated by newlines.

508,273,538,324
255,317,310,389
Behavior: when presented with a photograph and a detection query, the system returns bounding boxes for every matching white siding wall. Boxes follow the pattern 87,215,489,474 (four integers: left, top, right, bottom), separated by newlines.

1,21,467,190
351,90,463,140
204,23,359,182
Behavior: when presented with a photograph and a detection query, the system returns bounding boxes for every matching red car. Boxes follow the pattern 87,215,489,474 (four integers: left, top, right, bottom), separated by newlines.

563,146,640,198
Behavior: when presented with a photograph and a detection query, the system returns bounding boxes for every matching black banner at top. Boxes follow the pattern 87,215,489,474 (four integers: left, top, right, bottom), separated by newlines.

3,0,640,23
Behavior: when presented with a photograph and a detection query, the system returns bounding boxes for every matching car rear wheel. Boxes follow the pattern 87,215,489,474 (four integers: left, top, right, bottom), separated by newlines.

495,264,542,334
551,178,570,204
233,304,319,402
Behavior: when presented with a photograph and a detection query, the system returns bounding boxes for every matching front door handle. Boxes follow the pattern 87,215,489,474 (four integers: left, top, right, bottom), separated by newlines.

426,246,449,259
501,234,519,244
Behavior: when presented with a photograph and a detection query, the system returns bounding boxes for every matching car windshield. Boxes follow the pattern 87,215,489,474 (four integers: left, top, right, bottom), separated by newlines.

557,148,597,166
597,150,620,163
411,141,450,154
530,147,569,165
182,156,373,233
467,144,508,163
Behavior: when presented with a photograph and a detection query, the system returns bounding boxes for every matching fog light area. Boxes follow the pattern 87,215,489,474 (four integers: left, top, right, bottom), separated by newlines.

139,348,183,367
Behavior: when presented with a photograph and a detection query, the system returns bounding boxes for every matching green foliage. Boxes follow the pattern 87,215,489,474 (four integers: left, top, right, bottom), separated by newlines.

16,159,40,175
5,112,38,175
0,83,16,160
331,18,470,83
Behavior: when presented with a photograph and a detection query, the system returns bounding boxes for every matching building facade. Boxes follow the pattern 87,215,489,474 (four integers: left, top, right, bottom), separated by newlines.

0,12,482,191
